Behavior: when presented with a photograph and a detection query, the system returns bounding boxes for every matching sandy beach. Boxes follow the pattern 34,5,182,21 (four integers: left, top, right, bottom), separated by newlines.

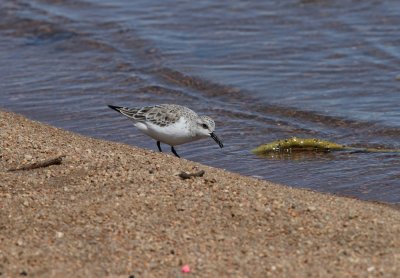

1,110,399,277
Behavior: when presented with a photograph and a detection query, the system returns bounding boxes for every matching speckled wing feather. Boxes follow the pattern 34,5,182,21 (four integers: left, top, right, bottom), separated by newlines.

117,105,182,127
142,105,182,127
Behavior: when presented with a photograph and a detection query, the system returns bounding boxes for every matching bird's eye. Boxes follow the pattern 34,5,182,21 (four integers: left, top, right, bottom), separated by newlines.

202,123,208,129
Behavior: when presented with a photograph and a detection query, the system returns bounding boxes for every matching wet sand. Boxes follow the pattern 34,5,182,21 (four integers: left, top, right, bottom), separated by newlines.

1,110,399,277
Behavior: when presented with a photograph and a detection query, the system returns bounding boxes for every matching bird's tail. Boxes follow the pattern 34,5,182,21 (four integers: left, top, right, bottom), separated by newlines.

108,105,123,113
108,105,140,119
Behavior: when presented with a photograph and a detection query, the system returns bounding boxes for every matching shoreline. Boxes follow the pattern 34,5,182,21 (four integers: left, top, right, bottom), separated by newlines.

1,110,400,277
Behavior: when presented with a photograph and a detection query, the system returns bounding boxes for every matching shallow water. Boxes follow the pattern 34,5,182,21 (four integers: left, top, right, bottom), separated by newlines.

1,0,399,203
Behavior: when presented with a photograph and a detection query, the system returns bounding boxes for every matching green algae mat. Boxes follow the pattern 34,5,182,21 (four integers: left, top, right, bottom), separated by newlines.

252,137,400,155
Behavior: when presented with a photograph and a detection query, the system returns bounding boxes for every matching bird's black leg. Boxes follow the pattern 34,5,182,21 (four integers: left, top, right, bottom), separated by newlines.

171,146,180,158
157,141,162,152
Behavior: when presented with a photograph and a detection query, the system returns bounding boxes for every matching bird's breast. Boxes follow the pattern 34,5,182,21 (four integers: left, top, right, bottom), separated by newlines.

143,118,197,146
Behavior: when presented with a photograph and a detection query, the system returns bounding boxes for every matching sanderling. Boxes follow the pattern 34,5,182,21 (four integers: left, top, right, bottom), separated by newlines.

108,104,223,158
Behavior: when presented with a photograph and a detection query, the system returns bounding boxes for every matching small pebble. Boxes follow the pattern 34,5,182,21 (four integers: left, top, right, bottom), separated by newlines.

307,206,316,212
181,264,191,273
24,155,32,161
56,231,64,238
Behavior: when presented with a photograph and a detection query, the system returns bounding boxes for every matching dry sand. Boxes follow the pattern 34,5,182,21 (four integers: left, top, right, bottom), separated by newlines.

1,111,399,277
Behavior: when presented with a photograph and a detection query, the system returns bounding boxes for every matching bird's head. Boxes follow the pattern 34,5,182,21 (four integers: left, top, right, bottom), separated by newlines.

196,116,223,148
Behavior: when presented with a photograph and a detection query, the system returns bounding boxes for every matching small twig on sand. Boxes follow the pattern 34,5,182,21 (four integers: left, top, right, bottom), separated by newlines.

8,155,66,171
179,170,205,180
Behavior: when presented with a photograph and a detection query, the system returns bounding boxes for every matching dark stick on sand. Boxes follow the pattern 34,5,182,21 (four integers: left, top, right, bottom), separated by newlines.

179,170,205,179
8,155,66,171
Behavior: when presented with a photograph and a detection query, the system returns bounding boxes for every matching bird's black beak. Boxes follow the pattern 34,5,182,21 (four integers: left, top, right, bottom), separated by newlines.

210,132,223,148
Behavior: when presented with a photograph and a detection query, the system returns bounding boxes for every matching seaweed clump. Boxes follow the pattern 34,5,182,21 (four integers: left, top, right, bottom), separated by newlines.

252,137,347,155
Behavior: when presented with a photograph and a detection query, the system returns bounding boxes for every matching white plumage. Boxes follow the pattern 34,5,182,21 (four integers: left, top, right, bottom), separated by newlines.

108,104,223,157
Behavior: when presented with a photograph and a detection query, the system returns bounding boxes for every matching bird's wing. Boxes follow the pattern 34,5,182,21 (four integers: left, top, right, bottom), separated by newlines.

141,105,182,127
116,105,182,127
